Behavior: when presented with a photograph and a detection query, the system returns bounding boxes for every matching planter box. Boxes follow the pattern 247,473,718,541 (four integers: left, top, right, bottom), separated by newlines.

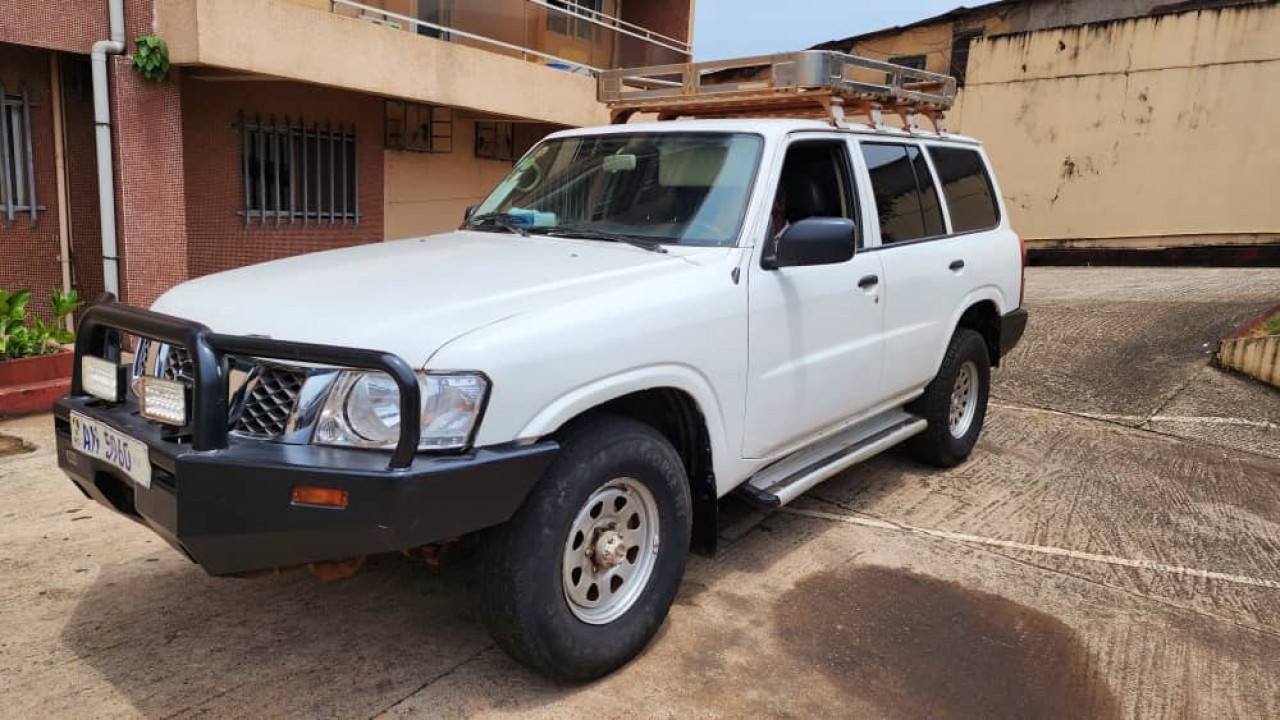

0,349,74,418
1218,335,1280,389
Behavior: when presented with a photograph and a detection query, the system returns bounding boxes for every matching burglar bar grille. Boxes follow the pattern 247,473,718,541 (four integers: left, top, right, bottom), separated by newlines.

237,112,359,227
0,84,44,228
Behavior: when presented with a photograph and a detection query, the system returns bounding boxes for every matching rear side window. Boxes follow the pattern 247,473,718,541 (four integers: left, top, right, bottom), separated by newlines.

860,143,945,244
928,146,1000,233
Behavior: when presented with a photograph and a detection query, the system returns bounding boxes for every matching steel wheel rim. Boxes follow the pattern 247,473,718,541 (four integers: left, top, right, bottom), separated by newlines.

949,360,979,438
561,477,661,625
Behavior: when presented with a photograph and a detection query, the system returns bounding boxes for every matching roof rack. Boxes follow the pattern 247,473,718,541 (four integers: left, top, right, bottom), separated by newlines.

599,50,957,133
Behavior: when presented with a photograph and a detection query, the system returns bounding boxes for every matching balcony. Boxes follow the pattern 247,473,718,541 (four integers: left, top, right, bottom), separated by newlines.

324,0,692,71
155,0,688,128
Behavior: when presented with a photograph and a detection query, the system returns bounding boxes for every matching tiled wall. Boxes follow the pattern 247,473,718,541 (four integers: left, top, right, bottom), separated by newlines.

179,77,385,280
0,44,69,322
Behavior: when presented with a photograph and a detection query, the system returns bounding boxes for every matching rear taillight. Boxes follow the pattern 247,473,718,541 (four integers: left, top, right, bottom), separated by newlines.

1018,235,1027,307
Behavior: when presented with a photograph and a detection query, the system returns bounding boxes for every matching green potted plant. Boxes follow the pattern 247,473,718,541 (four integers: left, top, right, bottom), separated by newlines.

0,288,83,417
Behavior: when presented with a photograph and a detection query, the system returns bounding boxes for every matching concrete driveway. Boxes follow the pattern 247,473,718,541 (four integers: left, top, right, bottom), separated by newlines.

2,267,1279,719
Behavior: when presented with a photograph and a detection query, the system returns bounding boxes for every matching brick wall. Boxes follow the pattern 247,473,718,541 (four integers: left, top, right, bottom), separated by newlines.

0,44,63,322
110,56,188,309
0,0,108,54
180,78,385,279
60,54,104,303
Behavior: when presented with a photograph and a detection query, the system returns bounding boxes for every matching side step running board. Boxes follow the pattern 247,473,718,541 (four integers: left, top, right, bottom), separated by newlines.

740,413,928,508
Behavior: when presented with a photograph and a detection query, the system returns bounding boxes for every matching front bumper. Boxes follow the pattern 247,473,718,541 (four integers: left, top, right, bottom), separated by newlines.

54,301,557,576
55,397,556,576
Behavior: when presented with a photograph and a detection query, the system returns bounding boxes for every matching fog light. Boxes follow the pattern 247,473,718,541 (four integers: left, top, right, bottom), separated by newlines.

140,376,188,426
82,356,126,403
291,486,349,509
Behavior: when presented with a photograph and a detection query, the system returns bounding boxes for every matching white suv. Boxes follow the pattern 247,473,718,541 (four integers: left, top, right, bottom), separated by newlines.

56,57,1026,682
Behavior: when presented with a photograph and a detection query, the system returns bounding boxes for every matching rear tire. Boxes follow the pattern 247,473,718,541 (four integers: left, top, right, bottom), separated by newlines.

908,328,990,468
478,415,692,682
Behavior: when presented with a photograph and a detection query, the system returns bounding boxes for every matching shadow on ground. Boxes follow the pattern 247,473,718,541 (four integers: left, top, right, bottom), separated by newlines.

54,444,1127,719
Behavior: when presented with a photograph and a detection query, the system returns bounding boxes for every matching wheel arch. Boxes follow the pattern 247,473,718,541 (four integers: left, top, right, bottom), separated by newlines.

518,369,725,555
949,287,1006,368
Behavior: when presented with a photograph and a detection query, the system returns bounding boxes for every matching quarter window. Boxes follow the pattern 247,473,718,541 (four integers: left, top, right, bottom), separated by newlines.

860,143,945,244
927,146,1000,233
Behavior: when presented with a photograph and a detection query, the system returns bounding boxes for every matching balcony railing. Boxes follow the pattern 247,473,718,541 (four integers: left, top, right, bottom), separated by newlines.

327,0,690,74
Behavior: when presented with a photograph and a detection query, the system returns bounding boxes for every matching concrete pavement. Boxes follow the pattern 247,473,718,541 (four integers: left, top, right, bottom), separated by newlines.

1,267,1278,718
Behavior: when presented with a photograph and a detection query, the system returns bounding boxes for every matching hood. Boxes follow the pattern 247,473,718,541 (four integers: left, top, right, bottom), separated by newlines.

152,231,710,366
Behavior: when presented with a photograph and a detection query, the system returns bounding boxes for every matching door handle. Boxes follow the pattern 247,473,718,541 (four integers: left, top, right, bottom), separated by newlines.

858,274,879,289
949,259,966,271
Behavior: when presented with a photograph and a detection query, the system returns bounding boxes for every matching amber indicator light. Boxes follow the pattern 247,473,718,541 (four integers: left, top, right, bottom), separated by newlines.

291,486,349,508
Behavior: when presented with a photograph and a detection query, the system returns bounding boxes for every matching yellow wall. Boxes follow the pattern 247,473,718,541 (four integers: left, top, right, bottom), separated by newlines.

955,4,1280,247
852,24,955,74
845,14,1013,74
383,119,517,239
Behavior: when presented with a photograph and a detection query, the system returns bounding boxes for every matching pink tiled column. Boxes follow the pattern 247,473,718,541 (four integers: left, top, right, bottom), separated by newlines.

109,57,188,309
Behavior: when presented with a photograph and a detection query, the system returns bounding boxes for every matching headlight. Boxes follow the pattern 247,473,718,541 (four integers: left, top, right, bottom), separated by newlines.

314,371,488,451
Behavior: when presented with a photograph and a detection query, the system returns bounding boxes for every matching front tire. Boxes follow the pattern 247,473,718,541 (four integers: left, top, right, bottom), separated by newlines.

478,416,692,682
908,328,991,468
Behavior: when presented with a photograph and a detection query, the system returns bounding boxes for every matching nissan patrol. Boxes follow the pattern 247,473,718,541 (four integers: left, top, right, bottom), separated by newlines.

55,52,1027,681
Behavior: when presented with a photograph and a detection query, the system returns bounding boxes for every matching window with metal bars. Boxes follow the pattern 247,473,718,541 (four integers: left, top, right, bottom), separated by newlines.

385,101,452,154
950,29,984,87
0,84,43,229
475,121,516,161
886,54,928,85
237,112,359,227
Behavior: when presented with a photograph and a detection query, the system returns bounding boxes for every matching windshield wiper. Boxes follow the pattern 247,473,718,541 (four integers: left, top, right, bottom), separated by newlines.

467,212,530,237
537,227,668,254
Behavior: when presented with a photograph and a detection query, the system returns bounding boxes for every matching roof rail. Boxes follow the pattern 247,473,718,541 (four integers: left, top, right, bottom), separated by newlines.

599,50,957,132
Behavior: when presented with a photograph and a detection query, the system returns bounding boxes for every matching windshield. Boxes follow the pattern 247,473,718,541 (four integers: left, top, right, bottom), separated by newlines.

467,132,764,247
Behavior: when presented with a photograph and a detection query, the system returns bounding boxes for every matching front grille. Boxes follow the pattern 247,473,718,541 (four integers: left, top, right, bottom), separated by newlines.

234,364,309,438
161,344,193,381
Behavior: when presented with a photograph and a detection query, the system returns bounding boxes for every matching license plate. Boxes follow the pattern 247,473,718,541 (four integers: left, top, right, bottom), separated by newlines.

69,412,151,489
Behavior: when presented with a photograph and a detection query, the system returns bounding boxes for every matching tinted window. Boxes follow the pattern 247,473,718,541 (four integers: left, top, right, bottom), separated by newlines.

861,143,945,244
928,146,1000,233
910,146,946,237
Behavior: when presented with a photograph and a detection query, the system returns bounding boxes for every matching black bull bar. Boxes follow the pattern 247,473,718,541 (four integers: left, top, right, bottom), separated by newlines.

71,301,423,469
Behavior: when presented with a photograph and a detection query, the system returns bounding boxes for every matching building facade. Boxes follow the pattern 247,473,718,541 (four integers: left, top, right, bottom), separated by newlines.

815,0,1280,254
0,0,693,317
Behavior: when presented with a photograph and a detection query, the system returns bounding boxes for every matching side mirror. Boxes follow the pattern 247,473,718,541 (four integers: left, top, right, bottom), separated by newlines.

764,218,857,269
463,204,478,221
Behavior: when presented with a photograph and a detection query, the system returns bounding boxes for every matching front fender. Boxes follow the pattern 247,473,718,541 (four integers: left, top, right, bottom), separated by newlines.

515,364,732,483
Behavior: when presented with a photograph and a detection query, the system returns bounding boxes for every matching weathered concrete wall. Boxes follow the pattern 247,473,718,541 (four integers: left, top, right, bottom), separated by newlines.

1004,0,1158,34
156,0,611,129
849,23,970,76
954,3,1280,247
837,0,1162,76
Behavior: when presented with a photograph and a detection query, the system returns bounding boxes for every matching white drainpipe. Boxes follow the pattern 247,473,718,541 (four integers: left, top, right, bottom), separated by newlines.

91,0,125,298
